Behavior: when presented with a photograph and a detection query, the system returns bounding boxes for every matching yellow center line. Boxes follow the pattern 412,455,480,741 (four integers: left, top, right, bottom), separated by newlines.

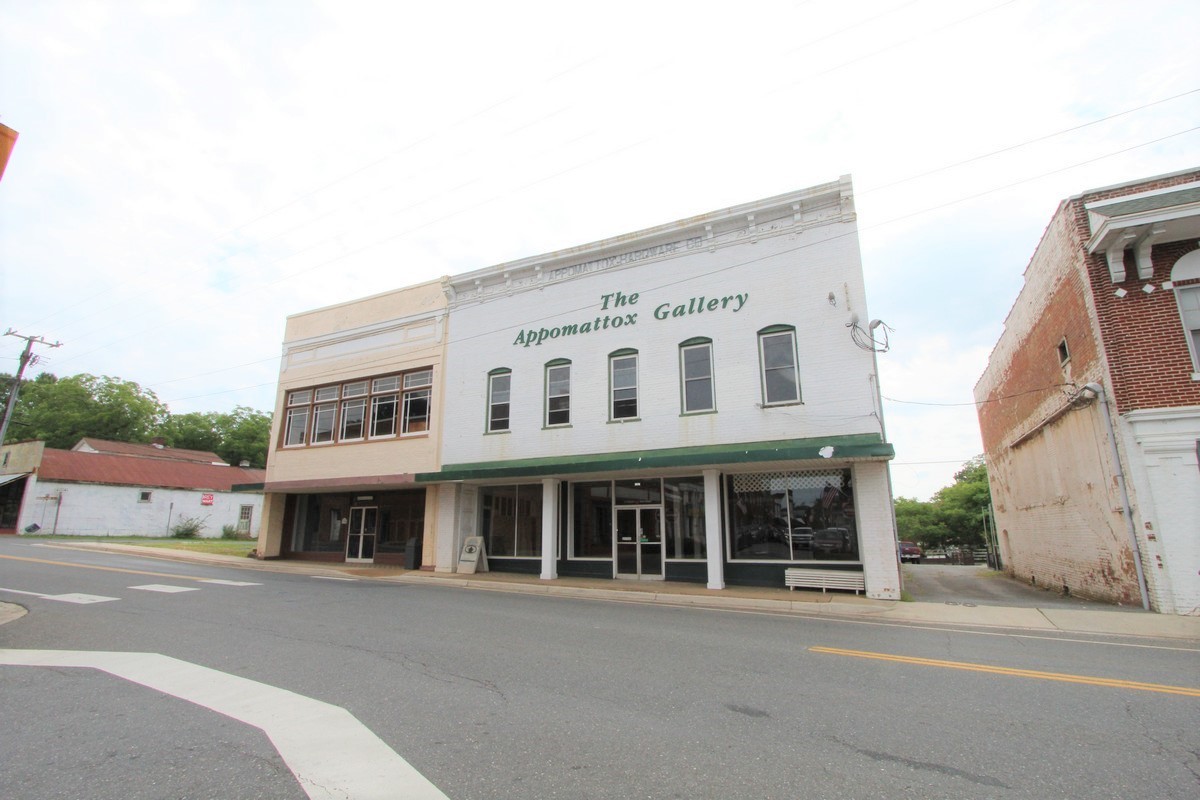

0,553,210,583
809,646,1200,697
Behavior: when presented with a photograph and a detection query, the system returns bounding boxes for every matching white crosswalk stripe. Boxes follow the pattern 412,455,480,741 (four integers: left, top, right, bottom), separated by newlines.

128,584,200,593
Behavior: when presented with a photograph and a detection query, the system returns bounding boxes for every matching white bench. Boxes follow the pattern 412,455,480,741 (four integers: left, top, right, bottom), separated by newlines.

784,568,865,595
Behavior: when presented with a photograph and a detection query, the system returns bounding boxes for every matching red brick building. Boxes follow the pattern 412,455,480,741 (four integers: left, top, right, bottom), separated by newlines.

975,168,1200,615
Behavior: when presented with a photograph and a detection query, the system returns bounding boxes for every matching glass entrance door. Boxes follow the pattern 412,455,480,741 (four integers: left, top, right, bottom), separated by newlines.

615,507,663,580
346,506,377,562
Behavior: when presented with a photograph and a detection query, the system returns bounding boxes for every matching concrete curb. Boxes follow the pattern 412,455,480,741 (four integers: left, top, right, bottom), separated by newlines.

11,541,1200,641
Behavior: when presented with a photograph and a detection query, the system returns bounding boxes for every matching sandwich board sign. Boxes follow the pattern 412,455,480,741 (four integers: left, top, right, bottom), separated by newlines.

457,537,488,574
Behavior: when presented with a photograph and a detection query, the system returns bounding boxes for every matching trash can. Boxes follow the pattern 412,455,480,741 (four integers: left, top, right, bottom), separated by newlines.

404,537,423,570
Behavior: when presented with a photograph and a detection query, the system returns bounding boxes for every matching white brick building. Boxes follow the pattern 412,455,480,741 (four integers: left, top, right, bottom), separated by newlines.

422,177,900,597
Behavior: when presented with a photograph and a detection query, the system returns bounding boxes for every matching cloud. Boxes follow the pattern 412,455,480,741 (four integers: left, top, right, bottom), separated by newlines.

2,0,1197,503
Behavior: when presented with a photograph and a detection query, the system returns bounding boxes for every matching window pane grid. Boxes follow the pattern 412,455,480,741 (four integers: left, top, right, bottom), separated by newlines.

546,365,570,426
402,388,430,433
489,373,511,432
681,343,714,412
611,355,638,419
281,369,431,448
760,331,799,404
370,395,398,437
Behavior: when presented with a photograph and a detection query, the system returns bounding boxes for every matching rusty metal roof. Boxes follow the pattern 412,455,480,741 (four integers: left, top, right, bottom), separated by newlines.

39,449,266,492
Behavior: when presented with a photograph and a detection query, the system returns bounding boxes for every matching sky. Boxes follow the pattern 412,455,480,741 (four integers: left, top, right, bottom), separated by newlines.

1,0,1197,500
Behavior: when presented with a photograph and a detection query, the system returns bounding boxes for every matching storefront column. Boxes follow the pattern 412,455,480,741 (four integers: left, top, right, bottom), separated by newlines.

255,492,287,559
703,469,725,590
540,478,560,580
433,483,462,573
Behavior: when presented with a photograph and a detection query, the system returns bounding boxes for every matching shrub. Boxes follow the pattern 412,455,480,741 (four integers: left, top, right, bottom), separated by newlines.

221,524,239,540
171,516,207,539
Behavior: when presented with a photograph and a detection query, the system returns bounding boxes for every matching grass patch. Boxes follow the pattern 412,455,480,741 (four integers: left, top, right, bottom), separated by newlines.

131,539,258,557
900,589,915,602
21,534,257,558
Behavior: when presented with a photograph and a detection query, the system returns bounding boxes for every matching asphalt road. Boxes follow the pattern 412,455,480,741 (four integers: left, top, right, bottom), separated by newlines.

2,539,1197,799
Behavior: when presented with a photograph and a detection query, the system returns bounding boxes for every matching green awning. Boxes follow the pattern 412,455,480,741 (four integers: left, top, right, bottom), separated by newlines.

416,433,893,483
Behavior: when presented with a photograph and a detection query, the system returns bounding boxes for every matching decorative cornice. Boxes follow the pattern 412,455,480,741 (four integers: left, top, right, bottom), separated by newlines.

443,177,856,308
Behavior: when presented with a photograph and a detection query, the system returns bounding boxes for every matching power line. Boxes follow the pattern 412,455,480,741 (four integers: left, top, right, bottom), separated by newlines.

0,330,63,444
149,125,1200,405
22,0,1032,348
883,383,1074,407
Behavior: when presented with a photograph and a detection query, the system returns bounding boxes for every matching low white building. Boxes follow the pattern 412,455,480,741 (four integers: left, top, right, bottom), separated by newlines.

0,440,266,538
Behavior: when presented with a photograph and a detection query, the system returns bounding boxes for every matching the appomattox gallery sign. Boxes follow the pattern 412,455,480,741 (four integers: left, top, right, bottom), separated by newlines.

513,289,750,347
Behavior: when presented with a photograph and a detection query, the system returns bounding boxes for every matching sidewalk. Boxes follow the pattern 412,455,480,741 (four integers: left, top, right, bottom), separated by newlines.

4,541,1199,642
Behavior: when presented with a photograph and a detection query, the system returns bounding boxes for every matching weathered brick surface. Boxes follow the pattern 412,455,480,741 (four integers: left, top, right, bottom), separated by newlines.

976,169,1200,613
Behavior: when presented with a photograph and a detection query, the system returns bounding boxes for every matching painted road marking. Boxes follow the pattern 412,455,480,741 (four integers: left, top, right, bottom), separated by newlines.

810,646,1200,697
129,584,200,594
0,553,234,583
48,592,123,604
0,649,450,800
200,579,262,586
0,587,119,604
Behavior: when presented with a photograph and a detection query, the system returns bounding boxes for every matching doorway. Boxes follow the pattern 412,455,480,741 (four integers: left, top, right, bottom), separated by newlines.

346,506,377,562
615,507,663,580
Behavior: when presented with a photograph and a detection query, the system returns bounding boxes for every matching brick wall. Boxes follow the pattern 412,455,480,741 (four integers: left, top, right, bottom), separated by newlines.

1067,169,1200,414
976,169,1200,612
976,203,1100,452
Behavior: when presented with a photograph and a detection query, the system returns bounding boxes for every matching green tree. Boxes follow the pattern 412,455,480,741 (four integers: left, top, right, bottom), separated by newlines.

894,496,950,545
931,456,991,546
893,456,991,548
213,406,272,468
160,406,272,468
159,411,225,454
6,373,168,448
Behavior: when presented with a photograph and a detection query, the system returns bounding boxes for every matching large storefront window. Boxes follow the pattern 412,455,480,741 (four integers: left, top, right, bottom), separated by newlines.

375,491,426,554
480,484,543,558
573,481,612,558
570,477,705,560
288,490,425,558
726,470,858,561
664,477,706,559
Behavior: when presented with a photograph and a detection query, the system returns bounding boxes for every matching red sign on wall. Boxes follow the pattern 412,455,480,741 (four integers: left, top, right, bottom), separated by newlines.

201,494,214,506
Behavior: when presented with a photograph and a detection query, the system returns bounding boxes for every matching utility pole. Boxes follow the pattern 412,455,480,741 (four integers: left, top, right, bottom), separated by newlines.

1,329,62,446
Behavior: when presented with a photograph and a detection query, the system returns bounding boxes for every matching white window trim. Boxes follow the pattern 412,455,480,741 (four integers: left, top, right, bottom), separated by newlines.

487,371,512,433
610,353,639,420
680,342,715,414
758,328,801,406
545,363,571,427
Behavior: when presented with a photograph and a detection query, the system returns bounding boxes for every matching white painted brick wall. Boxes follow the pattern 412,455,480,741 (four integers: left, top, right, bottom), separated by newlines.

18,476,263,538
855,461,901,600
443,221,884,464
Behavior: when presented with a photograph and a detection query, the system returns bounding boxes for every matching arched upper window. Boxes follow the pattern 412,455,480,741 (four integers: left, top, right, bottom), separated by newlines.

757,325,801,405
608,349,639,420
544,358,571,427
679,337,715,414
487,368,511,433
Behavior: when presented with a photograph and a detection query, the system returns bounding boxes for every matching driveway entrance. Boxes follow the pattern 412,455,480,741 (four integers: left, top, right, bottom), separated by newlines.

901,564,1141,611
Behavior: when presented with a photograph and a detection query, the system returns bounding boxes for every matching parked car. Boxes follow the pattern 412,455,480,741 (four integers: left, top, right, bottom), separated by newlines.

789,526,814,549
813,527,851,554
899,541,923,564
